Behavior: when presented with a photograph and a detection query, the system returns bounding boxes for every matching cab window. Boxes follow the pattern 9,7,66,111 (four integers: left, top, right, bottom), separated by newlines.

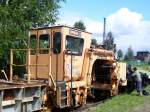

30,35,37,55
53,32,61,54
66,35,84,55
39,34,49,54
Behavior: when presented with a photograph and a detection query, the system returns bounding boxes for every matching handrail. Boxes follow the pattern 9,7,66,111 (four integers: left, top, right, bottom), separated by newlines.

11,64,49,67
49,74,56,90
9,48,54,85
11,48,50,51
1,70,9,81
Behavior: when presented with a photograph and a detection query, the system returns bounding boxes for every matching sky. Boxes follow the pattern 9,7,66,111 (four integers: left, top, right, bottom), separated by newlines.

57,0,150,53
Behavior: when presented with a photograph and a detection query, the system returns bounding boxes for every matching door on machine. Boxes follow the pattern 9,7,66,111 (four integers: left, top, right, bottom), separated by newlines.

29,31,51,79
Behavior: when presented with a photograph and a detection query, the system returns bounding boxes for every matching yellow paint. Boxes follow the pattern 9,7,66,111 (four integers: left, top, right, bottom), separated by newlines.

10,25,127,108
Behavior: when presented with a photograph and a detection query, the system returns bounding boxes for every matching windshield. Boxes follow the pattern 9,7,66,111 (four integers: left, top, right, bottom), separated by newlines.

66,35,84,55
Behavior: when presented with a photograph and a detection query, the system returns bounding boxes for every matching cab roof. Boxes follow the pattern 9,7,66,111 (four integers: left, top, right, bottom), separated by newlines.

30,25,92,34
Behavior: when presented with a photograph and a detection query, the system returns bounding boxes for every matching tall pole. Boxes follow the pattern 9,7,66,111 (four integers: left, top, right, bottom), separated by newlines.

70,51,73,106
103,18,106,44
56,49,58,88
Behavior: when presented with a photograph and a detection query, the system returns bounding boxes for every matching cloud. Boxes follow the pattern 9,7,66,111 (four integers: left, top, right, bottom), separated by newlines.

57,11,104,42
107,8,143,35
57,8,150,52
107,8,150,52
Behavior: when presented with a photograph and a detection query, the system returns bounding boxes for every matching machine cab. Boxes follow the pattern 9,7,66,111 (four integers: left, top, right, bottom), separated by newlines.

29,25,91,84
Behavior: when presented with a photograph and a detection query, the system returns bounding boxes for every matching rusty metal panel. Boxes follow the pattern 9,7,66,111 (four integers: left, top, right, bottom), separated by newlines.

117,62,127,86
0,81,47,111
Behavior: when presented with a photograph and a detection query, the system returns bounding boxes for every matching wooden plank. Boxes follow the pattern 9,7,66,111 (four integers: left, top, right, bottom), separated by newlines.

2,100,15,106
10,49,13,81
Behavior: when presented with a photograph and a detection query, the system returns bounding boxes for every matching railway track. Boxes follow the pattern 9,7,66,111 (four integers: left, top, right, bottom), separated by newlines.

51,99,110,112
72,98,112,112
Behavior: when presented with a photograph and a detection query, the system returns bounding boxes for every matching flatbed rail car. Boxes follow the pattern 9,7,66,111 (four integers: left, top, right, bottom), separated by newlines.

0,80,47,112
0,25,127,111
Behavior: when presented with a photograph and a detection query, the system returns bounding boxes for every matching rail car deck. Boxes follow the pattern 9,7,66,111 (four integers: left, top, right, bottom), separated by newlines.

0,80,47,112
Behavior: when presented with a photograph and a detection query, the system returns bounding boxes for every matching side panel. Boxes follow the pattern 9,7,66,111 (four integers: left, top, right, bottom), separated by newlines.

63,27,91,82
0,85,47,112
37,54,50,79
117,62,127,86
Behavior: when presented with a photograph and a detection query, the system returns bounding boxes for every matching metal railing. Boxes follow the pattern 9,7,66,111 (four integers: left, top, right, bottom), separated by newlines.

9,48,56,88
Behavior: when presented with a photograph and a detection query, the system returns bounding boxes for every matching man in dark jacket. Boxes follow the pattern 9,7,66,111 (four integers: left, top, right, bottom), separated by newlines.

126,65,134,93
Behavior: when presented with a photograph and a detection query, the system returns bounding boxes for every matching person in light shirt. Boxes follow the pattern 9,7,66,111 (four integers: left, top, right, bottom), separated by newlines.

132,67,143,96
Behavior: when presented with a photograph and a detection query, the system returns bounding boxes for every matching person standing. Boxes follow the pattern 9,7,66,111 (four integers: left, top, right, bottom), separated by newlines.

132,67,143,96
126,65,134,93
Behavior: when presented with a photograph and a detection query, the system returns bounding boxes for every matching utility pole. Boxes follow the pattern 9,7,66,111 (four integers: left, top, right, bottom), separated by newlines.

103,18,106,45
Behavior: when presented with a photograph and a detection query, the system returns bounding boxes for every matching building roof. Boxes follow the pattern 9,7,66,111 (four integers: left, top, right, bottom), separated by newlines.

137,51,149,53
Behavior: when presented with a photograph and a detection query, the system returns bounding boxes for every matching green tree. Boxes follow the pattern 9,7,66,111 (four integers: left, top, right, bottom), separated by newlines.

74,20,86,30
124,46,134,60
0,0,64,70
117,49,123,60
104,31,115,51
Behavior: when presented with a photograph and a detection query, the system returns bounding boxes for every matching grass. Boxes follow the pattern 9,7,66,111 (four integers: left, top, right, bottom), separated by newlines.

125,60,150,72
86,85,150,112
137,64,150,72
